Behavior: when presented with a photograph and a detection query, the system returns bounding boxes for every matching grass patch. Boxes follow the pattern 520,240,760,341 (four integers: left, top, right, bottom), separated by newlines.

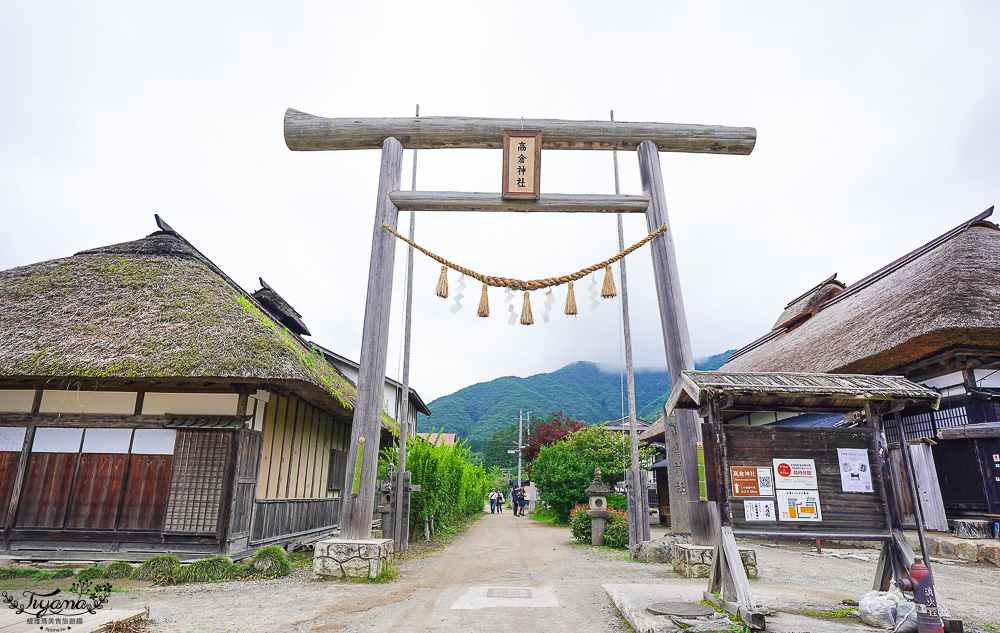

288,550,314,569
790,607,857,620
244,546,292,579
132,556,180,582
175,556,242,584
75,567,105,583
0,568,35,580
529,507,564,525
103,561,135,580
343,565,399,584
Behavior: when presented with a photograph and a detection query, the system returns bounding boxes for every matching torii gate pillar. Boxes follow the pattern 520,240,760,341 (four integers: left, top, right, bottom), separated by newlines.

639,140,717,545
340,137,403,539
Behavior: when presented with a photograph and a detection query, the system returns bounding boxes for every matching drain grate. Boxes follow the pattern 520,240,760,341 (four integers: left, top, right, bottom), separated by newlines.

646,601,716,617
487,588,533,599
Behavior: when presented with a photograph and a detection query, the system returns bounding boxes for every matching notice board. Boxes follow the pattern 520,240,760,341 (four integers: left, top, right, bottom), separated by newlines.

711,426,890,540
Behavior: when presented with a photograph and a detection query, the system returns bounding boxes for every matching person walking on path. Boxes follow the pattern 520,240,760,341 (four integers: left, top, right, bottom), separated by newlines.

518,485,528,516
488,489,498,514
496,490,504,513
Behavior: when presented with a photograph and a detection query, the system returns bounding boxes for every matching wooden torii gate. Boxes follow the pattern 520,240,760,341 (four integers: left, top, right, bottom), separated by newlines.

283,109,756,543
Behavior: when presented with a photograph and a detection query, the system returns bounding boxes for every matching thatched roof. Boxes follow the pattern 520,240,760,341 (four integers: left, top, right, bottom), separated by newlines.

638,415,668,443
0,225,355,417
723,209,1000,375
666,370,940,420
253,278,311,336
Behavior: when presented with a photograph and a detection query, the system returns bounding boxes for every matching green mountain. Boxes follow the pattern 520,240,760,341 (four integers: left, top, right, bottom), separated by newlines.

416,350,734,443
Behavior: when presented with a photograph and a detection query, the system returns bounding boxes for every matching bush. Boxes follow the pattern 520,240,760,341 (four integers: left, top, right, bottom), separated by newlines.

531,425,657,522
380,429,492,537
0,567,35,580
604,508,630,549
607,494,627,512
132,556,180,581
76,567,104,583
102,562,134,580
247,546,292,578
175,556,242,583
570,505,591,542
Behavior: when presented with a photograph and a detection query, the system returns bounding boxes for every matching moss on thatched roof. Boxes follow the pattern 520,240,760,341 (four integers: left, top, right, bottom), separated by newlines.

0,231,354,414
723,210,1000,376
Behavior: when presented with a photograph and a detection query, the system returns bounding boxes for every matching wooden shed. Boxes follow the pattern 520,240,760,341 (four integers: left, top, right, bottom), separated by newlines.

0,217,403,560
720,207,1000,526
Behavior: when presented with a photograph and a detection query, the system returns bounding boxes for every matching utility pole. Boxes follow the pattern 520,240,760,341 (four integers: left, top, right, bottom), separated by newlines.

517,409,523,486
612,110,649,547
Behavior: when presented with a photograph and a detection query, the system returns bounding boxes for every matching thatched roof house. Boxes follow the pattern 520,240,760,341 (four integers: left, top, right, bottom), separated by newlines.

722,208,1000,377
719,207,1000,524
0,216,427,560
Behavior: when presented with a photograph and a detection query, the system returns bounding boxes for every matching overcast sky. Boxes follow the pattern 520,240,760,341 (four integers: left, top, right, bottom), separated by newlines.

1,2,997,403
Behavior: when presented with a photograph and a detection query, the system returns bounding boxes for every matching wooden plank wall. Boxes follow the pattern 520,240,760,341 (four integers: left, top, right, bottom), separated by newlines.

118,454,172,530
16,453,76,528
725,426,890,538
0,453,20,528
257,393,349,499
250,498,340,544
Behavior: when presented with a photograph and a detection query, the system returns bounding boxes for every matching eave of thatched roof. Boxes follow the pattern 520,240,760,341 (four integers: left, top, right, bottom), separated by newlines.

0,227,355,417
665,370,940,419
722,208,1000,376
638,416,666,443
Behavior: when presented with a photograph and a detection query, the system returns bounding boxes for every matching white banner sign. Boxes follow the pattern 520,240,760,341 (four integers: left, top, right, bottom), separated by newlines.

837,447,874,493
772,458,818,490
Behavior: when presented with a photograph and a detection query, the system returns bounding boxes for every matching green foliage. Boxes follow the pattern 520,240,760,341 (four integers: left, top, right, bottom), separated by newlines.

52,568,75,579
529,506,562,525
132,556,181,581
0,567,35,580
481,423,519,471
415,354,734,442
75,567,104,583
175,556,242,583
607,493,627,512
380,430,491,537
247,546,292,578
570,505,592,542
530,425,656,522
103,562,134,580
603,508,630,549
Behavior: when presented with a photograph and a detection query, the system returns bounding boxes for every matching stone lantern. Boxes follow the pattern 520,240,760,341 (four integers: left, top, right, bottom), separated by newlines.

585,467,612,546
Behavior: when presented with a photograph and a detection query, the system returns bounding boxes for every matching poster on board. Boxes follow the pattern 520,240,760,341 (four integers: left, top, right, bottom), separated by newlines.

776,489,822,521
729,466,775,497
772,458,818,490
744,499,777,521
837,447,874,493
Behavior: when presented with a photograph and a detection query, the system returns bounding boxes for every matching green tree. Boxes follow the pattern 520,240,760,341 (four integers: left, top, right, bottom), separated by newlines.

482,423,519,470
531,425,656,522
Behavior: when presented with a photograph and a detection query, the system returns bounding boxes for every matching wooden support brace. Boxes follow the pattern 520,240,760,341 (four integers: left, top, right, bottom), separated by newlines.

388,191,649,213
706,526,765,629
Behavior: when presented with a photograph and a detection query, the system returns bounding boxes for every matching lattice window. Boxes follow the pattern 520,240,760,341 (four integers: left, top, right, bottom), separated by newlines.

884,404,969,443
163,430,230,534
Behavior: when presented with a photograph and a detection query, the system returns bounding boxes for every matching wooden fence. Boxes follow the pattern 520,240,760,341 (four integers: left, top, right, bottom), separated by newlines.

249,498,340,545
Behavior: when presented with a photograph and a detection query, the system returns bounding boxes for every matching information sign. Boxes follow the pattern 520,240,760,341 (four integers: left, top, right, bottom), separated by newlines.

837,447,874,493
772,458,818,490
729,466,774,497
776,489,822,521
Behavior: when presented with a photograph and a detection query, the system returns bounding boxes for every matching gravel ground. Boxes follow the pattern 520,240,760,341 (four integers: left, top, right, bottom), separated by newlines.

120,514,1000,633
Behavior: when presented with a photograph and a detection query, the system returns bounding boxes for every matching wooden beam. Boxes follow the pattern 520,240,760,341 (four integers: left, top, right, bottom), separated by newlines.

938,422,1000,439
388,191,649,213
339,137,404,540
284,109,757,154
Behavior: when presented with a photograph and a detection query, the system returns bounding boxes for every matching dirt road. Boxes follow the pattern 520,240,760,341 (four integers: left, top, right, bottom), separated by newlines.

134,512,1000,633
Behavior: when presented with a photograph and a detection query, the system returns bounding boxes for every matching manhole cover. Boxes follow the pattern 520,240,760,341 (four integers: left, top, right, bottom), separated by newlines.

647,601,715,617
487,588,532,599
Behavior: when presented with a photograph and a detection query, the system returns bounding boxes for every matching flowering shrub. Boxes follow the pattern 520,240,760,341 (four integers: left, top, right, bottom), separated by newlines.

569,504,630,550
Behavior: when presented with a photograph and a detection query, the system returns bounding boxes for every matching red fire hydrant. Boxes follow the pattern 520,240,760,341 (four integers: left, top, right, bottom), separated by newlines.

909,558,944,633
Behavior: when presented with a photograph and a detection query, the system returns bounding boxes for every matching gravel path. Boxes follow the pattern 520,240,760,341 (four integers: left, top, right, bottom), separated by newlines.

126,513,1000,633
